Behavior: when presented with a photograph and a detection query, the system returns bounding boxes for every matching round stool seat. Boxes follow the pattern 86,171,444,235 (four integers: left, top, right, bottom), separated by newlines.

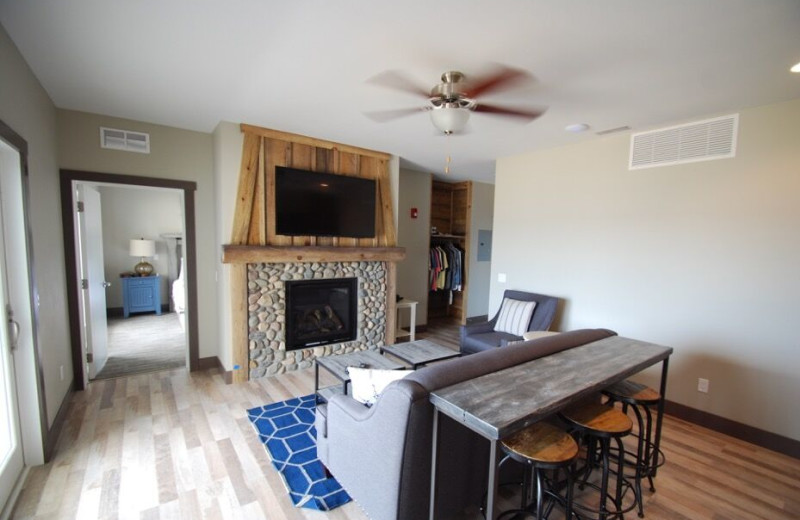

560,402,635,519
604,380,660,404
560,402,633,437
498,422,578,520
502,422,579,469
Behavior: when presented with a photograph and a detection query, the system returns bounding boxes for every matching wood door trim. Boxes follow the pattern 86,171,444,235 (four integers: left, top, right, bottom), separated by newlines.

60,169,200,391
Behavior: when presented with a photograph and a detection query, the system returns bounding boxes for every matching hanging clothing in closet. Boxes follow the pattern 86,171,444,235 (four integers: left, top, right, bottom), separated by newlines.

429,242,464,292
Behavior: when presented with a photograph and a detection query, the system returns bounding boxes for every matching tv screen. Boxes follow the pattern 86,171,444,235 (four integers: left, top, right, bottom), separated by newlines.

275,166,377,238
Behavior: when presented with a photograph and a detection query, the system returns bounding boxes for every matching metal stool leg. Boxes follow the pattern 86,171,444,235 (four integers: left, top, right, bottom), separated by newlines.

643,403,657,492
629,403,646,517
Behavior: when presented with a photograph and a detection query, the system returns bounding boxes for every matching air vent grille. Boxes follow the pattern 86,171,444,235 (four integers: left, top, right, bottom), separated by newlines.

100,127,150,154
629,114,737,170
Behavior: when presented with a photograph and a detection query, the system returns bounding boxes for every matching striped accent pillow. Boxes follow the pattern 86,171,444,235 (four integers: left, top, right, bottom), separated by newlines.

493,298,537,337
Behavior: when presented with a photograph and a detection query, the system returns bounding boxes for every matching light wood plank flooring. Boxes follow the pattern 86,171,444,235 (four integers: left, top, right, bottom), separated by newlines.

10,320,800,519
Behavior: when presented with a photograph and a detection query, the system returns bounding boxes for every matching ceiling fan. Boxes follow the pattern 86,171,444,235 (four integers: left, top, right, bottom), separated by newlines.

365,65,546,135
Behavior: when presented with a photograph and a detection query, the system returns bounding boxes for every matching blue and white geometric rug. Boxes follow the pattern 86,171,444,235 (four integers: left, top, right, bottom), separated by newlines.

247,394,352,511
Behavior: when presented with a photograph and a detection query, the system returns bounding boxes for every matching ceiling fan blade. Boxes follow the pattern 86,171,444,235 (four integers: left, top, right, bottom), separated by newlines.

464,65,533,98
366,70,431,98
473,103,547,121
364,106,428,122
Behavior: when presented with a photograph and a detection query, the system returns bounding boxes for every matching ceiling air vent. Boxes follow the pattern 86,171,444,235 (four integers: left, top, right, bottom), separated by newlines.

100,127,150,154
629,114,738,170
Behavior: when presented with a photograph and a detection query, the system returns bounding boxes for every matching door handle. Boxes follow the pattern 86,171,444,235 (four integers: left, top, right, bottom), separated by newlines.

8,319,20,351
102,281,112,288
6,305,20,350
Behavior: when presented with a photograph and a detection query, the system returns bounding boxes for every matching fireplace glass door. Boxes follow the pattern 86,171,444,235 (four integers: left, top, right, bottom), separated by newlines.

285,278,358,350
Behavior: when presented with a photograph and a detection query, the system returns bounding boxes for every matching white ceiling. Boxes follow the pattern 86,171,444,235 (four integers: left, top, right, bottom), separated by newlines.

2,0,799,183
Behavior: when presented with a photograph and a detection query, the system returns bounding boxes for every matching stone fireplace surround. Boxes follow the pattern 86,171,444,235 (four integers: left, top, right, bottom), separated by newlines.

222,244,405,383
247,260,388,379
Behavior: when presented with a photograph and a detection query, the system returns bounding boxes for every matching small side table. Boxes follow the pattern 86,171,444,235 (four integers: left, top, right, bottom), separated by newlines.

395,299,418,342
121,275,162,318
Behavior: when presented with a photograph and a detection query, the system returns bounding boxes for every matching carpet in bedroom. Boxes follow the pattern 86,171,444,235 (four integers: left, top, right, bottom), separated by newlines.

94,312,186,380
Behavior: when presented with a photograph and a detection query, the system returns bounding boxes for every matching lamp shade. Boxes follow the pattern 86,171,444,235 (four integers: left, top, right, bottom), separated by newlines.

129,239,155,257
430,105,470,134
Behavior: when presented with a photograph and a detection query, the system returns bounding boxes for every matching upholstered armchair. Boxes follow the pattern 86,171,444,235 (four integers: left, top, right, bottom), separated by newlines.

459,289,558,355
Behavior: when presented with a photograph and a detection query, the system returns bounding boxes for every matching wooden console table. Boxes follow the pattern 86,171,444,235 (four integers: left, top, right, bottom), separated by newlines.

428,335,673,520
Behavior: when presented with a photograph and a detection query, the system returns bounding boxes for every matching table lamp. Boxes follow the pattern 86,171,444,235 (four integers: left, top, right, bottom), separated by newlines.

129,238,155,276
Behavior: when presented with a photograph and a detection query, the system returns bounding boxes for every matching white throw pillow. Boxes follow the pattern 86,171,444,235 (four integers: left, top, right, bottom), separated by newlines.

493,298,537,336
347,367,414,406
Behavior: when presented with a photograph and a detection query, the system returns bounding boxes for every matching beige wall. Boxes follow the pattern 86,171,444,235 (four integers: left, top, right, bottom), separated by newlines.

0,22,64,459
98,185,183,308
466,181,494,319
396,168,432,326
493,98,800,441
57,109,219,359
212,121,243,371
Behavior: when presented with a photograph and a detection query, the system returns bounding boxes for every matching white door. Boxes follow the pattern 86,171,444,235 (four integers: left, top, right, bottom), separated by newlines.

76,184,109,380
0,185,23,512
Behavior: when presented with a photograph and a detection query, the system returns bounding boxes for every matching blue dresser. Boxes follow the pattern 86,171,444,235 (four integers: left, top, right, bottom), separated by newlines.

121,275,162,318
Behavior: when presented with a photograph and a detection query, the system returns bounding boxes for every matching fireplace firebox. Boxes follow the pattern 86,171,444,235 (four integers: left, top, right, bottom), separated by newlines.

285,278,358,351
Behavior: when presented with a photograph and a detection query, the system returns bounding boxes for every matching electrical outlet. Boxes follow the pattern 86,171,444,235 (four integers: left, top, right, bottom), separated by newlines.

498,273,507,283
697,378,709,393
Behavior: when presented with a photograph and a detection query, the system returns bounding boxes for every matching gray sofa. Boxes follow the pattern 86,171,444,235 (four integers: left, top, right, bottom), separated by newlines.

316,327,616,520
460,289,560,355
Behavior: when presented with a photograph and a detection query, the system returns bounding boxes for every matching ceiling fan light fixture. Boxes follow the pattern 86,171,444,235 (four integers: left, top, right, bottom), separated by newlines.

430,105,470,135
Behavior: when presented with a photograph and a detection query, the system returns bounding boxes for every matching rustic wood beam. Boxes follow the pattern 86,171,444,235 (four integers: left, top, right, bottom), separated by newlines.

247,138,266,245
230,133,261,244
385,261,397,345
377,172,396,246
230,264,249,383
240,123,391,160
222,245,406,264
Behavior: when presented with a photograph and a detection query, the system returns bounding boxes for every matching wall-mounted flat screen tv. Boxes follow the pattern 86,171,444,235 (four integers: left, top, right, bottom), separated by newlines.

275,166,377,238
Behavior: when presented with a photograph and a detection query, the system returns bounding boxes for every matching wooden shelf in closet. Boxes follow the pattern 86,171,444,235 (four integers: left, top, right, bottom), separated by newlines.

428,181,472,325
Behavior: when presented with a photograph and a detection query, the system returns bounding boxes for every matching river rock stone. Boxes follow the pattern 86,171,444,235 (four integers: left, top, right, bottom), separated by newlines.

246,260,388,381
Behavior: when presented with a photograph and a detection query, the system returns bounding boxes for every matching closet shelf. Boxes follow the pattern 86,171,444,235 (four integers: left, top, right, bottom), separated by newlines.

430,234,465,239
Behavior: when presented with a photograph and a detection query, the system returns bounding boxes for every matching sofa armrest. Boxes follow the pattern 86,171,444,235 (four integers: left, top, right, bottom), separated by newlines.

326,393,374,422
322,383,421,520
460,320,495,346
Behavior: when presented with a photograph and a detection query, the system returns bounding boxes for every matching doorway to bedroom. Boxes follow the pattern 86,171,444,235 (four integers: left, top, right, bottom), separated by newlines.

76,182,186,381
61,170,199,390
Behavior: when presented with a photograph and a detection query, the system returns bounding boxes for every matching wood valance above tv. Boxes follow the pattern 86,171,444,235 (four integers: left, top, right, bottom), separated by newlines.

231,124,396,248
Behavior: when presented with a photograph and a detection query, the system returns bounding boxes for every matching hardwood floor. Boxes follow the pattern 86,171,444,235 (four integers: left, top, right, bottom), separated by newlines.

10,320,799,519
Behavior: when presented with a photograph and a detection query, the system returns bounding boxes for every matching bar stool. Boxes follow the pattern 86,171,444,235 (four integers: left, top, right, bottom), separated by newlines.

497,422,579,519
560,401,634,520
603,380,665,517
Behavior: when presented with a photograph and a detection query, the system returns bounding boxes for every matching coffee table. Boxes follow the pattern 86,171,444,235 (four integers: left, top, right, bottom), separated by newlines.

314,349,404,403
380,339,460,369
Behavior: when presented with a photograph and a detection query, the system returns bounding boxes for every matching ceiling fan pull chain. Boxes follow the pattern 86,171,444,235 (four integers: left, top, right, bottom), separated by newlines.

444,133,452,174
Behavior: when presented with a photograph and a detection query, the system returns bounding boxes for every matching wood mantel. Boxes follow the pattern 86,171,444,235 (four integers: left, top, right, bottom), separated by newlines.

222,245,406,264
